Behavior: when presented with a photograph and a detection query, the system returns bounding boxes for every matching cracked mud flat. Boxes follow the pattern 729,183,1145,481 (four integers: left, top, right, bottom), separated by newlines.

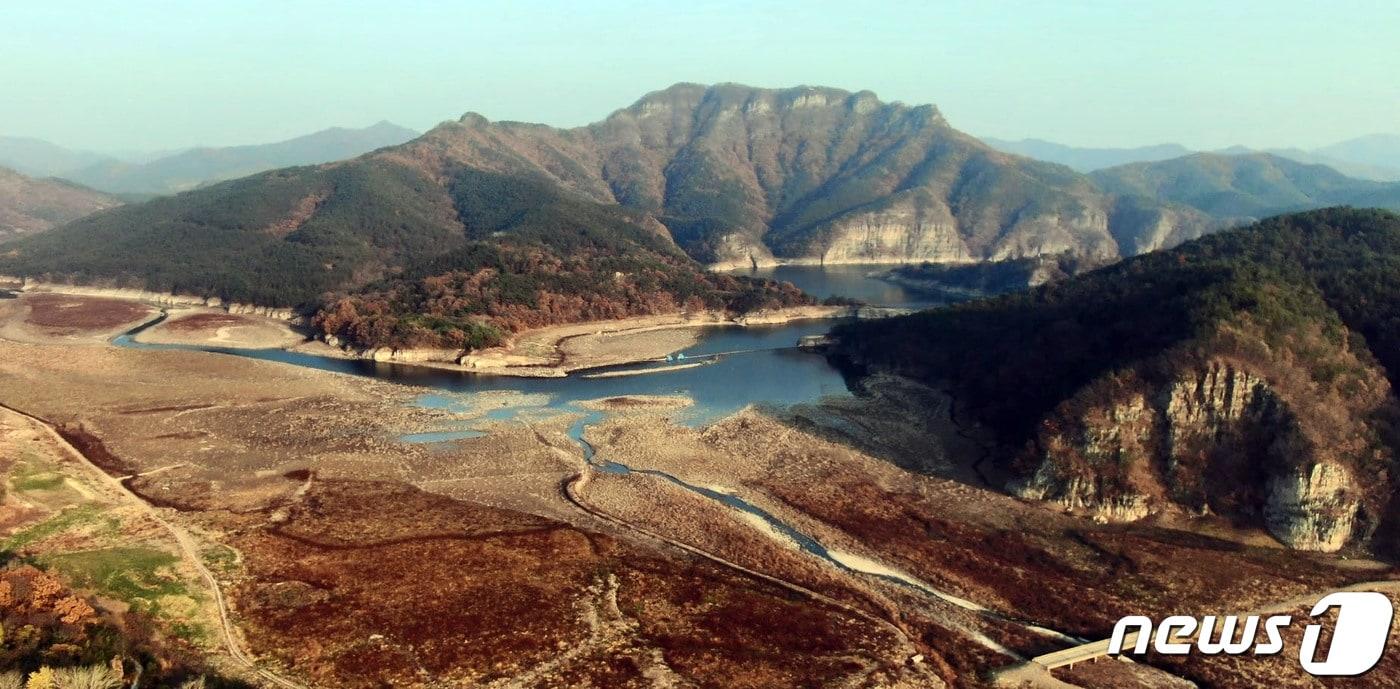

1,294,1397,689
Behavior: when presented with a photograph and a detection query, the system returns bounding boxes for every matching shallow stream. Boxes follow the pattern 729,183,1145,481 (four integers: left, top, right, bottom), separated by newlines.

110,266,1058,636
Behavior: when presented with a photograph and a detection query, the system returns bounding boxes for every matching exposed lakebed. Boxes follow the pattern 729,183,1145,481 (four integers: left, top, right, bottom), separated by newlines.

108,266,1016,621
117,265,945,427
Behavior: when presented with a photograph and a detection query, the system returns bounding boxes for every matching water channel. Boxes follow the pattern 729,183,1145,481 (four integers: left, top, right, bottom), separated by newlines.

112,265,1073,644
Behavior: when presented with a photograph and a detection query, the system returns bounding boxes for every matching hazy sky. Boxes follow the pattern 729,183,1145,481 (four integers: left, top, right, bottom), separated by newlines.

5,0,1398,152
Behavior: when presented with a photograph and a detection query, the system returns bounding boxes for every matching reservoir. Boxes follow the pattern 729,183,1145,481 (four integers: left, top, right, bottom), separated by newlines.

724,263,936,309
116,265,947,424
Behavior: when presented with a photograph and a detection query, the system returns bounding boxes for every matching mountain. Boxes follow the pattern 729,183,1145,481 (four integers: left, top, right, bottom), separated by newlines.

63,121,420,194
982,138,1192,172
0,84,1217,346
1315,134,1400,176
0,167,121,240
830,208,1400,553
985,136,1400,181
389,84,1211,268
1090,152,1400,220
0,137,115,178
1212,145,1400,182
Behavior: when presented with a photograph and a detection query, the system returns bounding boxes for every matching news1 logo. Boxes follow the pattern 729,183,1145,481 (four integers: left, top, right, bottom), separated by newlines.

1109,592,1394,676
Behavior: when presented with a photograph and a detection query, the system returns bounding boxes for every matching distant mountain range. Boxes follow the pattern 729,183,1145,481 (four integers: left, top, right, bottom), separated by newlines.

1090,152,1400,220
3,83,1399,356
0,84,1216,309
985,135,1400,181
0,122,419,195
63,121,419,194
0,167,120,240
0,137,114,179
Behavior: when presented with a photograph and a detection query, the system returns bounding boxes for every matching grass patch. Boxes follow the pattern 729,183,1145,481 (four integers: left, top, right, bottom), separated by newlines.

8,455,69,492
201,544,240,575
39,546,188,614
13,471,65,492
1,504,105,552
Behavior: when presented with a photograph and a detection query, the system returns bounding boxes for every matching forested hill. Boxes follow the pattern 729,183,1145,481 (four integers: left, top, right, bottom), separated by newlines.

830,208,1400,552
63,121,419,195
0,84,1217,312
1090,153,1400,220
1,161,812,350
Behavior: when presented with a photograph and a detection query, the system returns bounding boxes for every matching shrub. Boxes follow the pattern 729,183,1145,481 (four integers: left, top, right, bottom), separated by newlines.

50,666,120,689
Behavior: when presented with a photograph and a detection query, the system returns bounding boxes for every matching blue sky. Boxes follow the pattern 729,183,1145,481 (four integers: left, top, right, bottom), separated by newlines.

4,0,1397,151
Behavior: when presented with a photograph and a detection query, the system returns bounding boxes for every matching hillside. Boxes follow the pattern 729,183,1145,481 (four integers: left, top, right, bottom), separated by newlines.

985,137,1400,181
65,121,419,194
1216,144,1400,182
830,208,1400,553
3,158,811,349
0,167,121,240
1316,133,1400,176
982,138,1192,172
0,136,113,178
0,85,1215,316
388,83,1212,267
1090,152,1399,219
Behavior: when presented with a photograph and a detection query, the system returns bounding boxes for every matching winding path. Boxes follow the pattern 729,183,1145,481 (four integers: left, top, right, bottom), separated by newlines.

530,426,933,677
0,402,304,689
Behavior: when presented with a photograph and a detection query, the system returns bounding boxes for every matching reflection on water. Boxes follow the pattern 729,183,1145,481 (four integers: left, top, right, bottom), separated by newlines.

118,319,853,428
112,265,939,428
726,264,945,310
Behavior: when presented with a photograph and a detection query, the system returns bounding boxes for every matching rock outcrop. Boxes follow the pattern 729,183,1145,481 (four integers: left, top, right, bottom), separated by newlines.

1,83,1219,310
398,83,1212,266
1014,389,1157,523
1265,463,1359,552
1015,361,1366,551
19,281,297,321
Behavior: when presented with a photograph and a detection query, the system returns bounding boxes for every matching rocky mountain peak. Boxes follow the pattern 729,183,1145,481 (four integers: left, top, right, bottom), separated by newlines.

456,112,492,128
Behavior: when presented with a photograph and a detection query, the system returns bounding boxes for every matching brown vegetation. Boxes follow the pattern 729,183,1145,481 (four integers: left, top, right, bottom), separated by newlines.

313,250,812,351
22,295,150,332
162,313,253,332
0,167,118,240
229,479,903,688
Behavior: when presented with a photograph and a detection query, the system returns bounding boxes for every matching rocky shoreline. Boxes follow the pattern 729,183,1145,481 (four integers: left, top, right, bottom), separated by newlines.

10,278,298,320
310,304,912,378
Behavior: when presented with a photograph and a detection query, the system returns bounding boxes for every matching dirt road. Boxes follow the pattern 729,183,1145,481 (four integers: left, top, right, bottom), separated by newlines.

0,402,305,689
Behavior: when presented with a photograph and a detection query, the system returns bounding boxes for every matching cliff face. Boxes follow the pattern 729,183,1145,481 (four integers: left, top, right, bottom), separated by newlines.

392,83,1211,266
829,210,1400,555
1014,361,1369,552
2,84,1219,309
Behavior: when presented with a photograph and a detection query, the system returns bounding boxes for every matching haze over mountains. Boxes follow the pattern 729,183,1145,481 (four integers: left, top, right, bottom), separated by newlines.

986,134,1400,181
2,83,1399,351
0,84,1218,308
1090,152,1400,220
0,137,114,179
0,122,419,195
64,121,419,194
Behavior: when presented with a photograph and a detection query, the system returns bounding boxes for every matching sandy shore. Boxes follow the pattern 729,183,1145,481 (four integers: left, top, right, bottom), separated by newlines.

5,287,857,378
133,307,307,349
575,395,694,411
2,291,1396,688
304,304,853,378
